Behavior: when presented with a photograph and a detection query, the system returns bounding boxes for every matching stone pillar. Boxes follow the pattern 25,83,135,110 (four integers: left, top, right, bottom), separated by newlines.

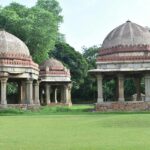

61,86,65,103
97,74,103,103
45,83,51,104
20,81,26,104
33,81,40,105
145,74,150,101
26,79,33,104
54,88,58,103
115,77,119,101
64,84,71,104
134,77,141,101
1,78,8,105
40,89,44,105
67,84,72,104
118,74,125,102
17,82,21,104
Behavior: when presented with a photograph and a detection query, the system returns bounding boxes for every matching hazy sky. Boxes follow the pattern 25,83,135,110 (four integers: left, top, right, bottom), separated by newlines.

1,0,150,51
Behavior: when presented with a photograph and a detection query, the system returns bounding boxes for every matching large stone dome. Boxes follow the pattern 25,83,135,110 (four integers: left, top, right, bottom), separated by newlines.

0,30,30,56
0,30,38,79
92,20,150,74
102,20,150,49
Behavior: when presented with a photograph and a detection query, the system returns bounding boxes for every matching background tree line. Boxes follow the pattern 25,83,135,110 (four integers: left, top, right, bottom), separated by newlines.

0,0,140,103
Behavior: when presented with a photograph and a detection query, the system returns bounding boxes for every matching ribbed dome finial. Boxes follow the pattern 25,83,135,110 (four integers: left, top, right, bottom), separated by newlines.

126,20,131,23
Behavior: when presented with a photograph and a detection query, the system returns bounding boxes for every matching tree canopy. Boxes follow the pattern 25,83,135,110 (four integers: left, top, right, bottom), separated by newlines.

0,0,62,63
50,42,88,92
75,46,99,102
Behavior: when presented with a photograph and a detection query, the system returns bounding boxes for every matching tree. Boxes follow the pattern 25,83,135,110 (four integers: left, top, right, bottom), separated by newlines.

0,0,63,63
36,0,63,23
82,45,99,68
50,42,88,99
74,46,99,102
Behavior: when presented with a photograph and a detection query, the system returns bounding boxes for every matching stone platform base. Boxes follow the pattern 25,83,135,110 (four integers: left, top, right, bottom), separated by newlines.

95,101,150,112
0,104,40,110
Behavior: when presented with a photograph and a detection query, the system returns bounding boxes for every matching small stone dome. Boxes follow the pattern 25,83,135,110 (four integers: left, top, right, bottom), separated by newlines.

102,20,150,49
40,58,64,71
40,58,71,82
0,30,30,56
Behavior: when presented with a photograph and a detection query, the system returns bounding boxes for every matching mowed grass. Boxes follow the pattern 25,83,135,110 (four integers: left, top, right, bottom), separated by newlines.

0,105,150,150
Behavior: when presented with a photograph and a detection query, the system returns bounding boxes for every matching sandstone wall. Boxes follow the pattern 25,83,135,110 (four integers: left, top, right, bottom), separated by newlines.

95,101,150,111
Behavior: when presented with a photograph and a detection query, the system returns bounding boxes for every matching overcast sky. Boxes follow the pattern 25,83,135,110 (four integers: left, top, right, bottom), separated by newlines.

1,0,150,51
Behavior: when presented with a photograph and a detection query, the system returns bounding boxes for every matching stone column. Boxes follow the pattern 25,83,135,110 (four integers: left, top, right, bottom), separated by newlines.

97,74,103,103
118,74,125,102
115,77,119,101
20,81,26,104
26,79,33,104
134,77,141,101
64,84,69,103
54,88,58,103
145,74,150,101
17,82,21,104
40,89,44,105
61,86,65,103
67,84,72,104
33,81,40,105
1,78,8,105
45,83,51,104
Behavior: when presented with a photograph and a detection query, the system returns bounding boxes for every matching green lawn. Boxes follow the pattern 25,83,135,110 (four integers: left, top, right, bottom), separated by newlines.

0,105,150,150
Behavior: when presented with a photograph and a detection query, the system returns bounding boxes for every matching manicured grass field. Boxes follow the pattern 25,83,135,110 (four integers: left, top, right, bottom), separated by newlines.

0,105,150,150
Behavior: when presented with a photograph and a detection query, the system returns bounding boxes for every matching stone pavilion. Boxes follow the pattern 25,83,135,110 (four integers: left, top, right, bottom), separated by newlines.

39,58,72,105
0,30,39,108
89,21,150,111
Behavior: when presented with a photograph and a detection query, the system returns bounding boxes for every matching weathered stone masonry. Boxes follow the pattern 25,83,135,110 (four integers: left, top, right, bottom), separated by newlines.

89,20,150,111
0,30,72,108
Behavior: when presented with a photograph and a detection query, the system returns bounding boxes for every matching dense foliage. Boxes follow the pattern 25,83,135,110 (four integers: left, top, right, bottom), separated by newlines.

50,42,88,96
0,0,62,63
76,46,99,102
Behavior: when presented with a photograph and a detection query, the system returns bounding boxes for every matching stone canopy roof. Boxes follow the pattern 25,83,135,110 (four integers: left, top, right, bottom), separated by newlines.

40,58,71,82
97,21,150,62
102,20,150,49
89,21,150,73
40,58,64,71
0,30,39,79
0,30,30,56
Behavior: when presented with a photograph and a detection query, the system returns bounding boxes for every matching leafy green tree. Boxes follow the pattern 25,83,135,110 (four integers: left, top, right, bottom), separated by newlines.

0,0,62,63
36,0,63,23
75,46,99,102
50,42,88,97
103,79,116,101
82,45,99,68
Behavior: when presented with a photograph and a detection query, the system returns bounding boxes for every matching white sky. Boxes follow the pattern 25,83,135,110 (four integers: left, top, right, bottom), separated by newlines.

1,0,150,51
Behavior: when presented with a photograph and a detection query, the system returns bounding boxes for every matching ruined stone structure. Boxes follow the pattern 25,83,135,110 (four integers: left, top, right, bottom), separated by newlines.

0,30,39,108
89,21,150,111
39,58,72,105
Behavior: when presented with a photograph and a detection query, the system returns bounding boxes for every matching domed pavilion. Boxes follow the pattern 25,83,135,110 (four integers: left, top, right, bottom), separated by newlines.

0,30,39,107
89,21,150,111
39,58,72,105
